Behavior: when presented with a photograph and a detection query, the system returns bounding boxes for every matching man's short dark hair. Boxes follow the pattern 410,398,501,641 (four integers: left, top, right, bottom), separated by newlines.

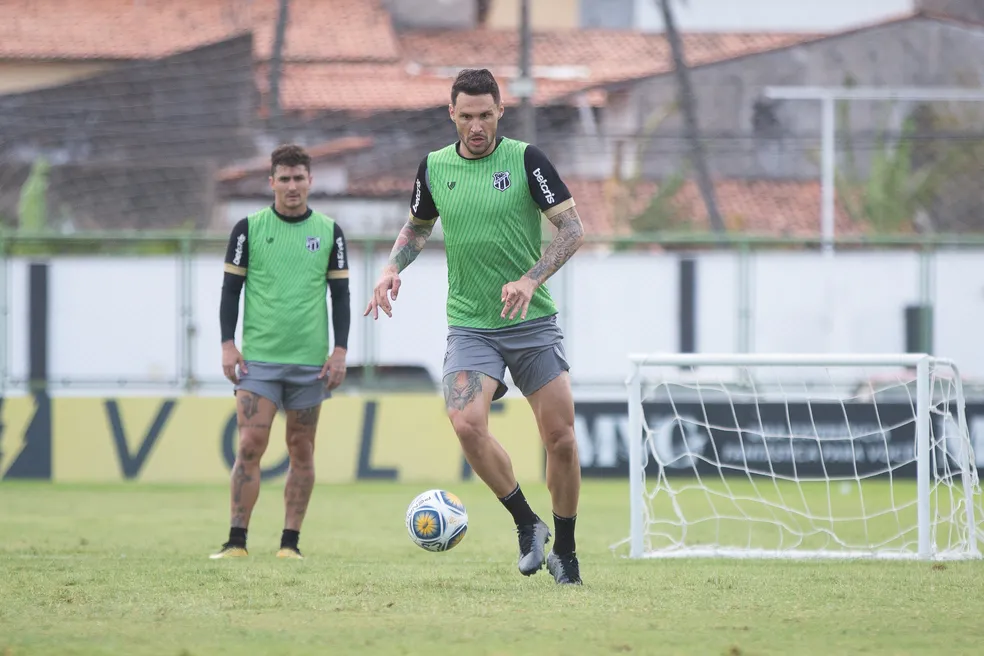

270,144,311,176
451,68,501,106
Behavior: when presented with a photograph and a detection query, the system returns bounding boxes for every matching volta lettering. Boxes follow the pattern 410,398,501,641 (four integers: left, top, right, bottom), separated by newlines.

105,399,175,479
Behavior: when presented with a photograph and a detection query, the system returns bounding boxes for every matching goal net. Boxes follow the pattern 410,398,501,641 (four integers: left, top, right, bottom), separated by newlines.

620,353,984,561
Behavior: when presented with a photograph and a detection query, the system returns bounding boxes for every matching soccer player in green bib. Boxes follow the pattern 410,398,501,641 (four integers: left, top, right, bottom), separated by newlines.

365,69,585,585
211,144,351,560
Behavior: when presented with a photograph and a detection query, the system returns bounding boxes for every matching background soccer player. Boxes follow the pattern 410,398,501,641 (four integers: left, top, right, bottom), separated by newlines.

365,69,585,585
212,144,351,560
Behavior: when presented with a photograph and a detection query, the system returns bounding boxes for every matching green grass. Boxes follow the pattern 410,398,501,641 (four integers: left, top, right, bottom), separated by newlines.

1,480,983,655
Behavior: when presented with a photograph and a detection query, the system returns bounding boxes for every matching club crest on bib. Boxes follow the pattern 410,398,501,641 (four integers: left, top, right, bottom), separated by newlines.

492,171,511,191
306,236,321,252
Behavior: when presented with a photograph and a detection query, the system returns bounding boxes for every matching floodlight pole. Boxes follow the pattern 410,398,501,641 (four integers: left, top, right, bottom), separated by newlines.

761,86,984,256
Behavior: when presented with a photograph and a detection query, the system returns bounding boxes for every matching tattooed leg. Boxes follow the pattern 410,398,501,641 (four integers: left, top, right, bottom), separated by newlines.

443,371,517,497
443,370,486,411
283,404,320,532
231,390,276,528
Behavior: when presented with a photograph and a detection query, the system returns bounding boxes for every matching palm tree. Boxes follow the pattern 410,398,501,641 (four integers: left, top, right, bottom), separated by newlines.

268,0,290,138
657,0,725,233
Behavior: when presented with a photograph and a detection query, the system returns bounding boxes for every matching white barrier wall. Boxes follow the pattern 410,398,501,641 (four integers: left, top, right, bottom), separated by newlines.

4,247,982,393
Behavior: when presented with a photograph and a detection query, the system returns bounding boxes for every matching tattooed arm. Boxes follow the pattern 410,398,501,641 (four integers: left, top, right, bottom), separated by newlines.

365,156,439,319
523,144,583,285
386,216,435,274
389,156,439,273
526,205,584,286
500,145,584,320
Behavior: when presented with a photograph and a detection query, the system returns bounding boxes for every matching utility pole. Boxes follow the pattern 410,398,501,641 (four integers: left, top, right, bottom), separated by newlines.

516,0,536,144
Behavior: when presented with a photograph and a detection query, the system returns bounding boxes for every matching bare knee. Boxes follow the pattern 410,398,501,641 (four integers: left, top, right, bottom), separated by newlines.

237,431,268,465
286,431,315,466
448,408,489,451
542,423,578,460
235,391,275,465
285,405,320,464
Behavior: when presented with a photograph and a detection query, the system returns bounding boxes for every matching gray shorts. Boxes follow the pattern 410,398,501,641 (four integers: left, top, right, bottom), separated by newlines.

234,361,330,411
443,314,570,401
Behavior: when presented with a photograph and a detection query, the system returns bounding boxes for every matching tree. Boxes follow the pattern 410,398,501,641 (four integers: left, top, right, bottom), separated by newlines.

18,157,49,231
907,102,984,233
836,116,936,234
616,104,689,235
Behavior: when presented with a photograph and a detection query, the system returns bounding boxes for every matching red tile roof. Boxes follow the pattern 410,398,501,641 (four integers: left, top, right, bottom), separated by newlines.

216,136,374,182
305,136,375,159
249,0,400,63
564,178,861,237
342,174,862,237
346,175,412,199
263,30,821,112
0,0,239,60
3,3,973,119
0,0,822,112
255,63,454,113
399,29,820,98
255,29,820,113
256,62,613,114
0,0,400,62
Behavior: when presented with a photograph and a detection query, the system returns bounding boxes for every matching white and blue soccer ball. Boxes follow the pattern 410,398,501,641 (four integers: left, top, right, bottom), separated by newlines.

405,489,469,552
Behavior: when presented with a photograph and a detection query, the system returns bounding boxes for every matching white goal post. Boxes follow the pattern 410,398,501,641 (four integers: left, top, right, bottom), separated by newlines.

623,353,984,561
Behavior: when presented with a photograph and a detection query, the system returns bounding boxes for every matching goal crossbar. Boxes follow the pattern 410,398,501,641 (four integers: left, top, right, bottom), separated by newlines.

624,353,982,561
629,352,936,368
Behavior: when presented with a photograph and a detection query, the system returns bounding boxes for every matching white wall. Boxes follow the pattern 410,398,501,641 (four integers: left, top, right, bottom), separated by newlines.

6,246,984,396
751,252,922,355
48,257,182,383
634,0,916,32
3,260,29,386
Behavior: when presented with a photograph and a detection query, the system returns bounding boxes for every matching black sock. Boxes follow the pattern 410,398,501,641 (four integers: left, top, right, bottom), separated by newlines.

228,527,247,547
498,484,539,526
281,529,300,549
552,513,576,555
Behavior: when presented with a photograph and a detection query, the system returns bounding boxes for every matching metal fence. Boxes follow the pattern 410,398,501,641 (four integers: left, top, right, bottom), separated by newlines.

4,229,984,396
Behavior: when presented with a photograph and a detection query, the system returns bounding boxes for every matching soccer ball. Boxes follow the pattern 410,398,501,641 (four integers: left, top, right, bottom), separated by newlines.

405,489,469,552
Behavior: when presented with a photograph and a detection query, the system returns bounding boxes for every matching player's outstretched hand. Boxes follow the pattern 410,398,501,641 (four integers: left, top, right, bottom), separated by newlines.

364,266,401,320
320,346,347,390
221,341,247,384
501,276,538,321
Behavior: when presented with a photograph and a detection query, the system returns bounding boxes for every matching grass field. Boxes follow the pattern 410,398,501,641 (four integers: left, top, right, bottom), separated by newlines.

2,480,983,655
